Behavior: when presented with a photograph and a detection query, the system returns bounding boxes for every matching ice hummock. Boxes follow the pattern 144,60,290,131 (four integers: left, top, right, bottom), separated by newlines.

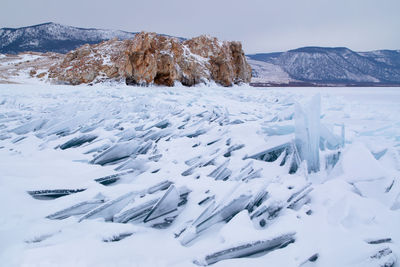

1,84,399,267
294,94,321,173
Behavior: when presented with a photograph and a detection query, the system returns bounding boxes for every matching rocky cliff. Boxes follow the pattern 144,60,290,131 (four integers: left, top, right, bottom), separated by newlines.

48,32,251,87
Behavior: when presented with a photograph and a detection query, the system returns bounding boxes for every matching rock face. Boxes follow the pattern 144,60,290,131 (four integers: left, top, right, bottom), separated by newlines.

49,32,251,87
48,39,130,85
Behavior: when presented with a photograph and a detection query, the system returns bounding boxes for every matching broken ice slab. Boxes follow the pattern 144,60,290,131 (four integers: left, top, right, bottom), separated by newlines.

146,180,174,194
208,159,231,181
251,202,284,227
198,195,215,206
295,94,321,173
246,142,300,174
113,185,190,225
251,184,313,226
320,124,344,150
369,247,396,267
59,134,97,150
0,134,11,140
47,199,105,220
186,129,207,138
117,129,137,142
11,118,48,135
145,119,171,130
113,198,159,224
83,143,111,154
103,232,133,242
232,161,263,181
182,163,201,177
207,139,221,146
324,151,341,170
262,124,294,136
25,232,58,243
229,119,244,125
90,141,143,165
372,149,388,160
194,232,296,266
366,238,392,244
148,154,162,162
12,136,27,143
245,142,291,163
79,192,136,222
286,183,313,209
181,195,252,245
94,170,135,186
223,144,245,157
144,184,180,223
241,168,263,181
245,189,269,213
143,129,173,142
299,253,319,266
185,156,203,166
28,189,86,200
114,158,149,172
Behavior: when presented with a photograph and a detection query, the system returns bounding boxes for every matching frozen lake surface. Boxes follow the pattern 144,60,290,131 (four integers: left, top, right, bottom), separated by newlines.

0,84,399,267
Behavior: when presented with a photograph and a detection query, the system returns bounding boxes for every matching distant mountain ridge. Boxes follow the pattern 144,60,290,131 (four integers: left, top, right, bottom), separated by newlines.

247,47,400,85
1,23,399,86
0,22,138,54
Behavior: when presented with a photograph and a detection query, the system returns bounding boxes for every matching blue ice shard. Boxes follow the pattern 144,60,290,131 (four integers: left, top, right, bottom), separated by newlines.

295,94,321,173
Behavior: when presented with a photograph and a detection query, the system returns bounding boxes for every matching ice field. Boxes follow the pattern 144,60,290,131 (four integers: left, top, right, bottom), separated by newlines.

0,84,399,267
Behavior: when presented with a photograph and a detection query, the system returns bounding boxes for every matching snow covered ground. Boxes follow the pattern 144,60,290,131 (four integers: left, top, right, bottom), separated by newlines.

0,84,399,267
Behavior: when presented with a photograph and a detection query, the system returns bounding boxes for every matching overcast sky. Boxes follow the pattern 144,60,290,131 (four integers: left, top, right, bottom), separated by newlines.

1,0,399,53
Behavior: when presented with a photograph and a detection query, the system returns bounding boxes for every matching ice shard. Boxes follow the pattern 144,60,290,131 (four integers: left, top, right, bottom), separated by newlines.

246,189,269,213
11,118,48,135
194,232,295,266
365,238,392,244
78,192,135,222
186,129,207,138
113,198,158,223
324,151,341,170
287,184,313,210
103,232,133,242
146,180,174,194
223,144,245,157
245,142,291,163
294,94,321,173
300,253,319,266
47,199,105,220
208,159,231,181
28,189,86,200
180,194,252,245
143,129,173,142
59,134,97,150
320,124,342,150
113,185,190,225
143,184,180,223
94,170,135,186
90,141,142,165
369,247,396,267
147,119,171,130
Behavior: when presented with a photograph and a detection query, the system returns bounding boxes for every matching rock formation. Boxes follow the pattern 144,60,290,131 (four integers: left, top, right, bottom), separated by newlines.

48,39,129,85
48,32,252,87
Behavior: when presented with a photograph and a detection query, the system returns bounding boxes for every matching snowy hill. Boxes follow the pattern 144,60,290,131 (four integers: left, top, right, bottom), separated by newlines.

0,22,137,54
248,47,400,85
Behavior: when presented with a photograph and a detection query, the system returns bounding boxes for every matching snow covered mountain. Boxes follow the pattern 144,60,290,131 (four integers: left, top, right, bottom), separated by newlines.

248,47,400,85
0,22,137,54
